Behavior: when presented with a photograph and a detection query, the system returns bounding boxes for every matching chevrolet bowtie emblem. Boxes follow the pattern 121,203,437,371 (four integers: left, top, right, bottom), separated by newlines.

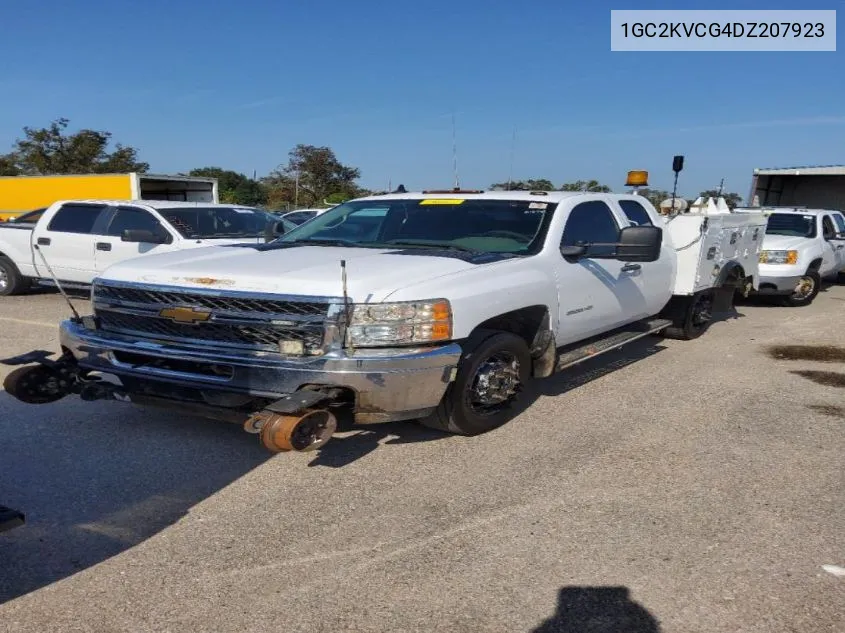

158,306,212,324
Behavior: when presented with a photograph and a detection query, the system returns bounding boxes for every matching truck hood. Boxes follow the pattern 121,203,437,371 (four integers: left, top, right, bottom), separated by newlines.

97,244,504,301
761,235,810,251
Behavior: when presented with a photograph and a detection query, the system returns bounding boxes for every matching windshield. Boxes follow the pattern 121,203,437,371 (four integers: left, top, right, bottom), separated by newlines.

765,213,817,238
276,198,557,254
159,206,279,239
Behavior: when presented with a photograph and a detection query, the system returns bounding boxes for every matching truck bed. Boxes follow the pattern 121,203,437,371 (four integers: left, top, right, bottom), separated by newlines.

662,200,767,296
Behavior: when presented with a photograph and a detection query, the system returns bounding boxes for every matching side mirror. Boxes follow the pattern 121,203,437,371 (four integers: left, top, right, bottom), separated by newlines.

122,229,170,244
264,220,286,242
616,225,662,262
560,244,587,258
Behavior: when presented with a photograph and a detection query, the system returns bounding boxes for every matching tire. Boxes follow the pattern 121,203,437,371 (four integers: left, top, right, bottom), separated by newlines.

0,257,30,296
3,365,68,404
779,270,820,307
662,289,715,340
419,330,532,435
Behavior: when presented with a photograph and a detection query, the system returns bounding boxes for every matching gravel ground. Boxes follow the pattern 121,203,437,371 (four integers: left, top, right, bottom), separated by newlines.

0,286,843,632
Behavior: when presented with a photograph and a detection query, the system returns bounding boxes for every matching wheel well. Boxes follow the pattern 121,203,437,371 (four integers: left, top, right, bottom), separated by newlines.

474,306,549,347
808,258,822,272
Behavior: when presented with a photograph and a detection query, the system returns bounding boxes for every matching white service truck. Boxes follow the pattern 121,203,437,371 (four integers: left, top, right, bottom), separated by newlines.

3,179,767,453
734,206,845,306
0,200,292,296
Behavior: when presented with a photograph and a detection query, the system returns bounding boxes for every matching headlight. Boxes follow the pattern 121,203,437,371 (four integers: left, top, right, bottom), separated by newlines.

347,299,452,346
759,250,798,265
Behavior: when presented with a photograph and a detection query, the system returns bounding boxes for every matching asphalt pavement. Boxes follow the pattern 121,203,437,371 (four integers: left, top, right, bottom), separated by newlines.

0,286,843,632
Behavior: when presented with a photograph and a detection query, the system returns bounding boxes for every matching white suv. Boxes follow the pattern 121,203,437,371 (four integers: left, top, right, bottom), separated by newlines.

736,207,845,306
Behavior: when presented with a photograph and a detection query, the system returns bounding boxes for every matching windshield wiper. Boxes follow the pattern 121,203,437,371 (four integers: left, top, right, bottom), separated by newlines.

384,240,481,254
285,238,361,247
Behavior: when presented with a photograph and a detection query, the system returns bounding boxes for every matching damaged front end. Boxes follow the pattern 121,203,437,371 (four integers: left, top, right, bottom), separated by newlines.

3,279,461,454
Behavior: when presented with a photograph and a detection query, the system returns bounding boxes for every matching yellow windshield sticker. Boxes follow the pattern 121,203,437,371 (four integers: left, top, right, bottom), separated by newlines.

420,198,465,205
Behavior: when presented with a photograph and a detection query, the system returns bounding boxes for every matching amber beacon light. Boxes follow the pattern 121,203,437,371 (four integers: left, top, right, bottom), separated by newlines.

625,170,649,187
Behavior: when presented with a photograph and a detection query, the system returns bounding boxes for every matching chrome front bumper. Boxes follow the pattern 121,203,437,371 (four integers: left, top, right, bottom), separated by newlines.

754,274,804,294
59,319,462,423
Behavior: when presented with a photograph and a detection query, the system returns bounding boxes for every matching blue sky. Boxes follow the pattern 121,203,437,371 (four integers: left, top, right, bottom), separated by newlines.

1,0,842,199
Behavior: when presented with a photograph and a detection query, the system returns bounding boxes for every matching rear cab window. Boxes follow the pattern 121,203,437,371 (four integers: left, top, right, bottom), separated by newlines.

46,204,109,234
618,199,654,226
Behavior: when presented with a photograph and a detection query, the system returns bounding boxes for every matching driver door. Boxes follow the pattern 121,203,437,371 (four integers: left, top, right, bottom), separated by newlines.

820,214,841,277
831,212,845,271
93,205,176,273
555,200,639,346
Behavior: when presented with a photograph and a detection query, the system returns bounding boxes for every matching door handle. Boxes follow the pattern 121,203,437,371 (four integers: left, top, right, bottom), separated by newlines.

36,237,50,246
96,242,112,251
621,263,641,272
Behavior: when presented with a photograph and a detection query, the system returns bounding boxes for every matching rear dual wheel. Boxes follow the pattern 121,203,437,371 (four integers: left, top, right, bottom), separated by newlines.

662,289,714,340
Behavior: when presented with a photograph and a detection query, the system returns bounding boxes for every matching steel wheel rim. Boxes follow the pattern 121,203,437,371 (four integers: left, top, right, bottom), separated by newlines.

466,351,522,416
792,275,816,300
0,267,7,290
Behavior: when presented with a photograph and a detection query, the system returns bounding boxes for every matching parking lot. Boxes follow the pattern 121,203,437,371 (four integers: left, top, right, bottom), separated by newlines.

0,287,843,632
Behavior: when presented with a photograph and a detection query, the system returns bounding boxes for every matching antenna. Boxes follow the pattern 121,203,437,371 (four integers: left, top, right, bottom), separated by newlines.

717,178,725,197
451,111,459,189
506,125,517,191
34,244,80,321
340,260,354,354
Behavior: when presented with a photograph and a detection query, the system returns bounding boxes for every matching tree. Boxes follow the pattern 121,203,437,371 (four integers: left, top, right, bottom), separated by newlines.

263,144,361,208
6,118,148,175
0,153,19,176
699,189,743,209
560,180,611,193
189,167,267,206
634,188,672,210
490,178,555,191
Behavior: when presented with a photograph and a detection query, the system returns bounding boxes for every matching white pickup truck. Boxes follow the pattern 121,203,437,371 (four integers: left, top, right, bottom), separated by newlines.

0,200,291,296
3,186,767,453
734,206,845,306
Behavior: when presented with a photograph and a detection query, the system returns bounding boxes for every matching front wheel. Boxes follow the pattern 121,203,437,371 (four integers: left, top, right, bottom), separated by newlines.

779,271,821,307
419,331,531,435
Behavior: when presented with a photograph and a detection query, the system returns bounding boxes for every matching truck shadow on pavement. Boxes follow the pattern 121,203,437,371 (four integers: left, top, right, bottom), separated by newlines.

0,391,269,605
307,337,668,468
531,585,660,632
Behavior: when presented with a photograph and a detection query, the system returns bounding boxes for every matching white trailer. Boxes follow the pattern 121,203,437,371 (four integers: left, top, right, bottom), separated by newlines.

748,165,845,210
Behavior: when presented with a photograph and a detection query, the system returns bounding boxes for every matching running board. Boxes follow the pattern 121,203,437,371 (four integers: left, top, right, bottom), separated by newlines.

555,318,672,372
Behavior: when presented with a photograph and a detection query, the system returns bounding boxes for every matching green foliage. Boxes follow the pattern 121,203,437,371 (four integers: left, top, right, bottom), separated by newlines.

0,153,19,176
189,167,267,206
634,188,672,209
262,144,362,209
490,178,556,191
559,180,612,193
4,118,148,175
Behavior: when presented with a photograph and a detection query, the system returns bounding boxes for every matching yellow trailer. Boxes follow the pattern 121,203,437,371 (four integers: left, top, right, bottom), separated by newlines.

0,173,219,221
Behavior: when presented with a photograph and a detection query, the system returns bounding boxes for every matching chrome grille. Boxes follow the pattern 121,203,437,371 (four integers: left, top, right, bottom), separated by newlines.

92,282,334,355
93,284,328,318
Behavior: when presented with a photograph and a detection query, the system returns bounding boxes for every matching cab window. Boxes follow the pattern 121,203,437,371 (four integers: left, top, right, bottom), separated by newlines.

561,201,620,257
618,199,653,227
106,207,168,239
46,204,108,234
